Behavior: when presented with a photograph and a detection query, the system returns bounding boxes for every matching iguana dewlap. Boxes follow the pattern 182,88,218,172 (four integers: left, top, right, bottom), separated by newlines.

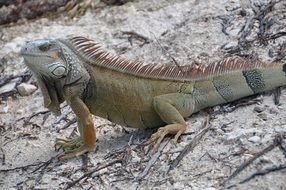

21,36,286,160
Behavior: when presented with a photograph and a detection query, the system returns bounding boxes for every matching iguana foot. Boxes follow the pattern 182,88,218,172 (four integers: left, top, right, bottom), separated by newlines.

55,136,83,149
58,145,93,160
145,124,186,153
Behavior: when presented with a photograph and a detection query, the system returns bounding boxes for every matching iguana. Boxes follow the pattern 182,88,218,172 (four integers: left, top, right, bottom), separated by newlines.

21,36,286,160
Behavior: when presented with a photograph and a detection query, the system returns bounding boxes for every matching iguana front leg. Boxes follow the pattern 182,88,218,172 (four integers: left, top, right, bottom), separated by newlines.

56,96,96,160
146,93,194,152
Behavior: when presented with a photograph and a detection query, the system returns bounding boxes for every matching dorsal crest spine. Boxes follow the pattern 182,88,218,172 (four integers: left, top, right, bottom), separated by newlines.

63,36,271,81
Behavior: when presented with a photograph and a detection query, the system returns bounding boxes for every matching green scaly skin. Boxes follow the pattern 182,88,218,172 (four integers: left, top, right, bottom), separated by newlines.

21,36,286,160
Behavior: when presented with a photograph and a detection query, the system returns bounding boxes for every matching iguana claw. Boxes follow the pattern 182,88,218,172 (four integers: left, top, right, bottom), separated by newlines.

58,145,93,160
145,124,186,153
56,136,83,149
56,136,92,160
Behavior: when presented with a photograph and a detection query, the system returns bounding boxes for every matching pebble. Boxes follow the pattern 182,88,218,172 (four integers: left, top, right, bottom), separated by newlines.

17,83,37,96
224,129,244,143
274,126,286,133
131,150,141,162
16,109,24,114
0,82,16,94
2,104,9,113
223,41,238,50
248,136,261,143
253,106,265,113
173,182,185,189
257,113,267,121
269,107,280,114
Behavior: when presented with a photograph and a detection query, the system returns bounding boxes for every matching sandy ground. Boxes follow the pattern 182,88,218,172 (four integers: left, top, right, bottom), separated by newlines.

1,0,286,189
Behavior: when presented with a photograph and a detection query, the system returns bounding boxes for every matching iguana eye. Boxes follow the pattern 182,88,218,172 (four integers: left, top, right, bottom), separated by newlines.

38,43,51,51
51,66,66,77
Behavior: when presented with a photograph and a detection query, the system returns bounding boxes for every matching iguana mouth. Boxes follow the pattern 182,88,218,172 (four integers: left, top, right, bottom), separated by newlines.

21,52,53,58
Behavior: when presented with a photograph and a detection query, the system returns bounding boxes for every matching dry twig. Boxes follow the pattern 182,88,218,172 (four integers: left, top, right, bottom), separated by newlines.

0,154,58,173
225,135,284,183
65,158,123,189
122,31,151,46
56,117,77,132
168,115,211,172
151,32,184,74
239,163,286,184
136,138,170,181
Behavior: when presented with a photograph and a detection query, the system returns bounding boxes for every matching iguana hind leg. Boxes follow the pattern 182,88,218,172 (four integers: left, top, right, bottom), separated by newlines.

146,93,194,153
56,97,96,160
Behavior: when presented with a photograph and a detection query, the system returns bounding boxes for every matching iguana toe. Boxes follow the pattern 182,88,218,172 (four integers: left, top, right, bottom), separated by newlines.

58,145,93,160
146,124,186,153
55,136,83,149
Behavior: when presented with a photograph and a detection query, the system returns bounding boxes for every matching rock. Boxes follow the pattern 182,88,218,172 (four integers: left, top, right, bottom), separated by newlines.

274,126,286,133
131,150,141,162
0,82,16,94
173,182,185,189
224,129,244,143
248,136,261,143
269,107,280,114
16,109,24,114
2,104,9,113
204,187,217,190
17,83,37,96
257,113,267,121
253,106,265,113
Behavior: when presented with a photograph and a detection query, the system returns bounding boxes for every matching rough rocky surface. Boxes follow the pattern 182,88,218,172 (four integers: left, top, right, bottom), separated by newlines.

1,0,286,189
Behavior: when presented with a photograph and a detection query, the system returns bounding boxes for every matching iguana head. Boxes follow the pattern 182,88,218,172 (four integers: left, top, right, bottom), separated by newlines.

21,39,68,79
21,39,70,115
21,38,92,115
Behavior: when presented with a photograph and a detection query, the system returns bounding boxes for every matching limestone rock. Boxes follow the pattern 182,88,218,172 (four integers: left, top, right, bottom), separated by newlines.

0,82,16,94
17,83,37,96
248,136,261,143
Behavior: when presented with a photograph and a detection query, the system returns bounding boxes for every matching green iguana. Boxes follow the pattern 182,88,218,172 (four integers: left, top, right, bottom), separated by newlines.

21,36,286,160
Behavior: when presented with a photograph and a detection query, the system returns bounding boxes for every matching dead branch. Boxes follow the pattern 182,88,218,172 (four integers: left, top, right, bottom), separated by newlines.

0,154,58,173
193,169,213,179
53,110,72,125
65,158,123,190
56,117,77,132
122,31,151,46
225,135,283,183
168,115,210,172
0,124,5,134
31,154,59,173
278,138,286,158
273,87,281,105
136,138,170,181
239,163,286,184
270,31,286,40
0,73,31,88
151,32,185,74
0,147,5,165
66,143,132,189
223,0,284,56
213,97,262,115
273,41,286,62
0,163,43,172
15,110,51,124
0,73,32,99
